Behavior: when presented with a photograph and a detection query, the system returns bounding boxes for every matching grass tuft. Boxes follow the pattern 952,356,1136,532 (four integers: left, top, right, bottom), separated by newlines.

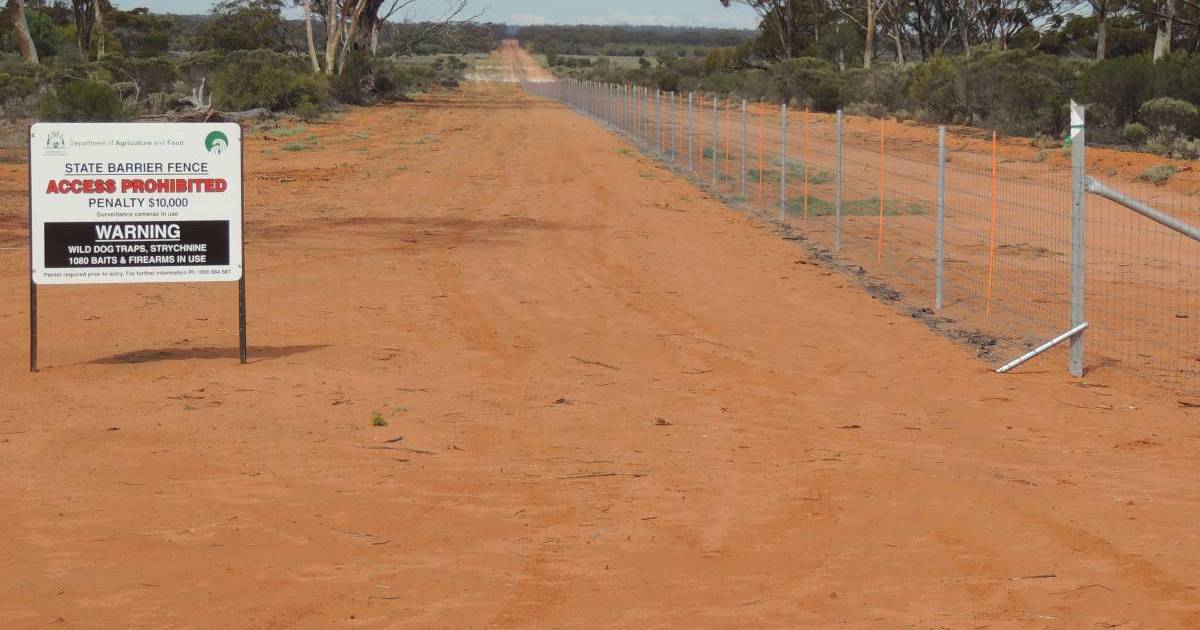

1137,164,1178,185
787,195,929,217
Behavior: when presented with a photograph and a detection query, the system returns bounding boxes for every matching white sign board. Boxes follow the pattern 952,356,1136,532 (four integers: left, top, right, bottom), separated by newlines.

30,122,242,285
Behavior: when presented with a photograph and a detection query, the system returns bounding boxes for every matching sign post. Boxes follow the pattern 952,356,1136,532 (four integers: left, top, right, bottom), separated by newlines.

28,122,245,371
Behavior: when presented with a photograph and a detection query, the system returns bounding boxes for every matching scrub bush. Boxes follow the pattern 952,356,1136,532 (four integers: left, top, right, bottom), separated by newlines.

39,80,131,121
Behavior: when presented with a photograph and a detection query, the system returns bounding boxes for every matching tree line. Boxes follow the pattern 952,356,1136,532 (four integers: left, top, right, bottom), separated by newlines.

545,1,1200,158
515,24,755,57
718,0,1195,67
1,0,497,121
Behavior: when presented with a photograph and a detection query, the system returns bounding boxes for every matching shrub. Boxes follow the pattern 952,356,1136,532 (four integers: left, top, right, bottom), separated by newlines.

1138,164,1178,184
653,68,681,93
1169,137,1200,160
101,55,179,96
39,80,132,121
375,61,437,98
905,56,961,123
1137,97,1199,137
330,50,372,104
205,0,287,52
960,49,1072,136
1122,122,1149,146
0,60,42,117
843,64,908,111
844,101,887,119
770,57,842,112
333,54,441,105
1075,55,1154,127
211,49,326,112
294,101,323,123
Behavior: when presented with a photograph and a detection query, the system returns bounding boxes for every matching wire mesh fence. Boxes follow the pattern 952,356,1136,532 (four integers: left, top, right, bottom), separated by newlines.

525,79,1200,381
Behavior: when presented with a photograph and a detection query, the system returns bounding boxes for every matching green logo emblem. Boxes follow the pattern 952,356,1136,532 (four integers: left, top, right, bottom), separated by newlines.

205,130,230,155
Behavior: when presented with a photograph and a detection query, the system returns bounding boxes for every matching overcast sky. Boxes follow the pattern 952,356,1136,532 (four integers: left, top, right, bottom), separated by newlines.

125,0,760,29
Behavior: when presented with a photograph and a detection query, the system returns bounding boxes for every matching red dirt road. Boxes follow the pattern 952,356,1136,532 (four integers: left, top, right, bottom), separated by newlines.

2,83,1199,628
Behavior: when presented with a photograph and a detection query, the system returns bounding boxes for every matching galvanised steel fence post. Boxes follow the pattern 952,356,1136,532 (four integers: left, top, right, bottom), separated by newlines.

835,109,843,254
712,95,719,189
635,85,641,145
637,85,643,147
642,85,648,146
645,86,651,149
657,89,662,155
642,86,648,149
741,99,748,198
1069,101,1087,377
780,103,788,221
631,85,637,142
671,92,677,163
688,93,694,173
936,125,946,310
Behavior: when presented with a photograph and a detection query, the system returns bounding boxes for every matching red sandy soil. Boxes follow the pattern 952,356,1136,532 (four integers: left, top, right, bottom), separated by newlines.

2,82,1200,628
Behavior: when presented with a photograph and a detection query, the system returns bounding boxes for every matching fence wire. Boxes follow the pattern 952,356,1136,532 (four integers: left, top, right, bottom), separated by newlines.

526,80,1200,381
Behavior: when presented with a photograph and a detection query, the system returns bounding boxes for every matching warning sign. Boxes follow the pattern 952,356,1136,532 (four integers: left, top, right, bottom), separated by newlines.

30,123,242,285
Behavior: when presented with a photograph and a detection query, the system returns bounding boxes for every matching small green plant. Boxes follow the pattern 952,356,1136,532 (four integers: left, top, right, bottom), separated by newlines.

747,168,779,183
787,159,832,185
787,195,929,217
370,411,387,427
1137,164,1178,185
269,126,308,137
1122,122,1149,146
1145,138,1169,155
295,102,324,123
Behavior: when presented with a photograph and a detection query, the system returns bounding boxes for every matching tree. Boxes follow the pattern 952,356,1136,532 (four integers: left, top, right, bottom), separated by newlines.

108,7,172,58
1151,0,1175,59
1083,0,1113,59
720,0,803,60
837,0,890,67
300,0,320,72
71,0,96,61
308,0,478,75
371,0,481,57
5,0,39,63
93,0,106,59
207,0,286,52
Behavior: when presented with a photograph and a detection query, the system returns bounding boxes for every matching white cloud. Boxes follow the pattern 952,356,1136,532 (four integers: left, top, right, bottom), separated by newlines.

577,12,688,27
509,9,758,29
696,13,759,30
507,13,551,25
